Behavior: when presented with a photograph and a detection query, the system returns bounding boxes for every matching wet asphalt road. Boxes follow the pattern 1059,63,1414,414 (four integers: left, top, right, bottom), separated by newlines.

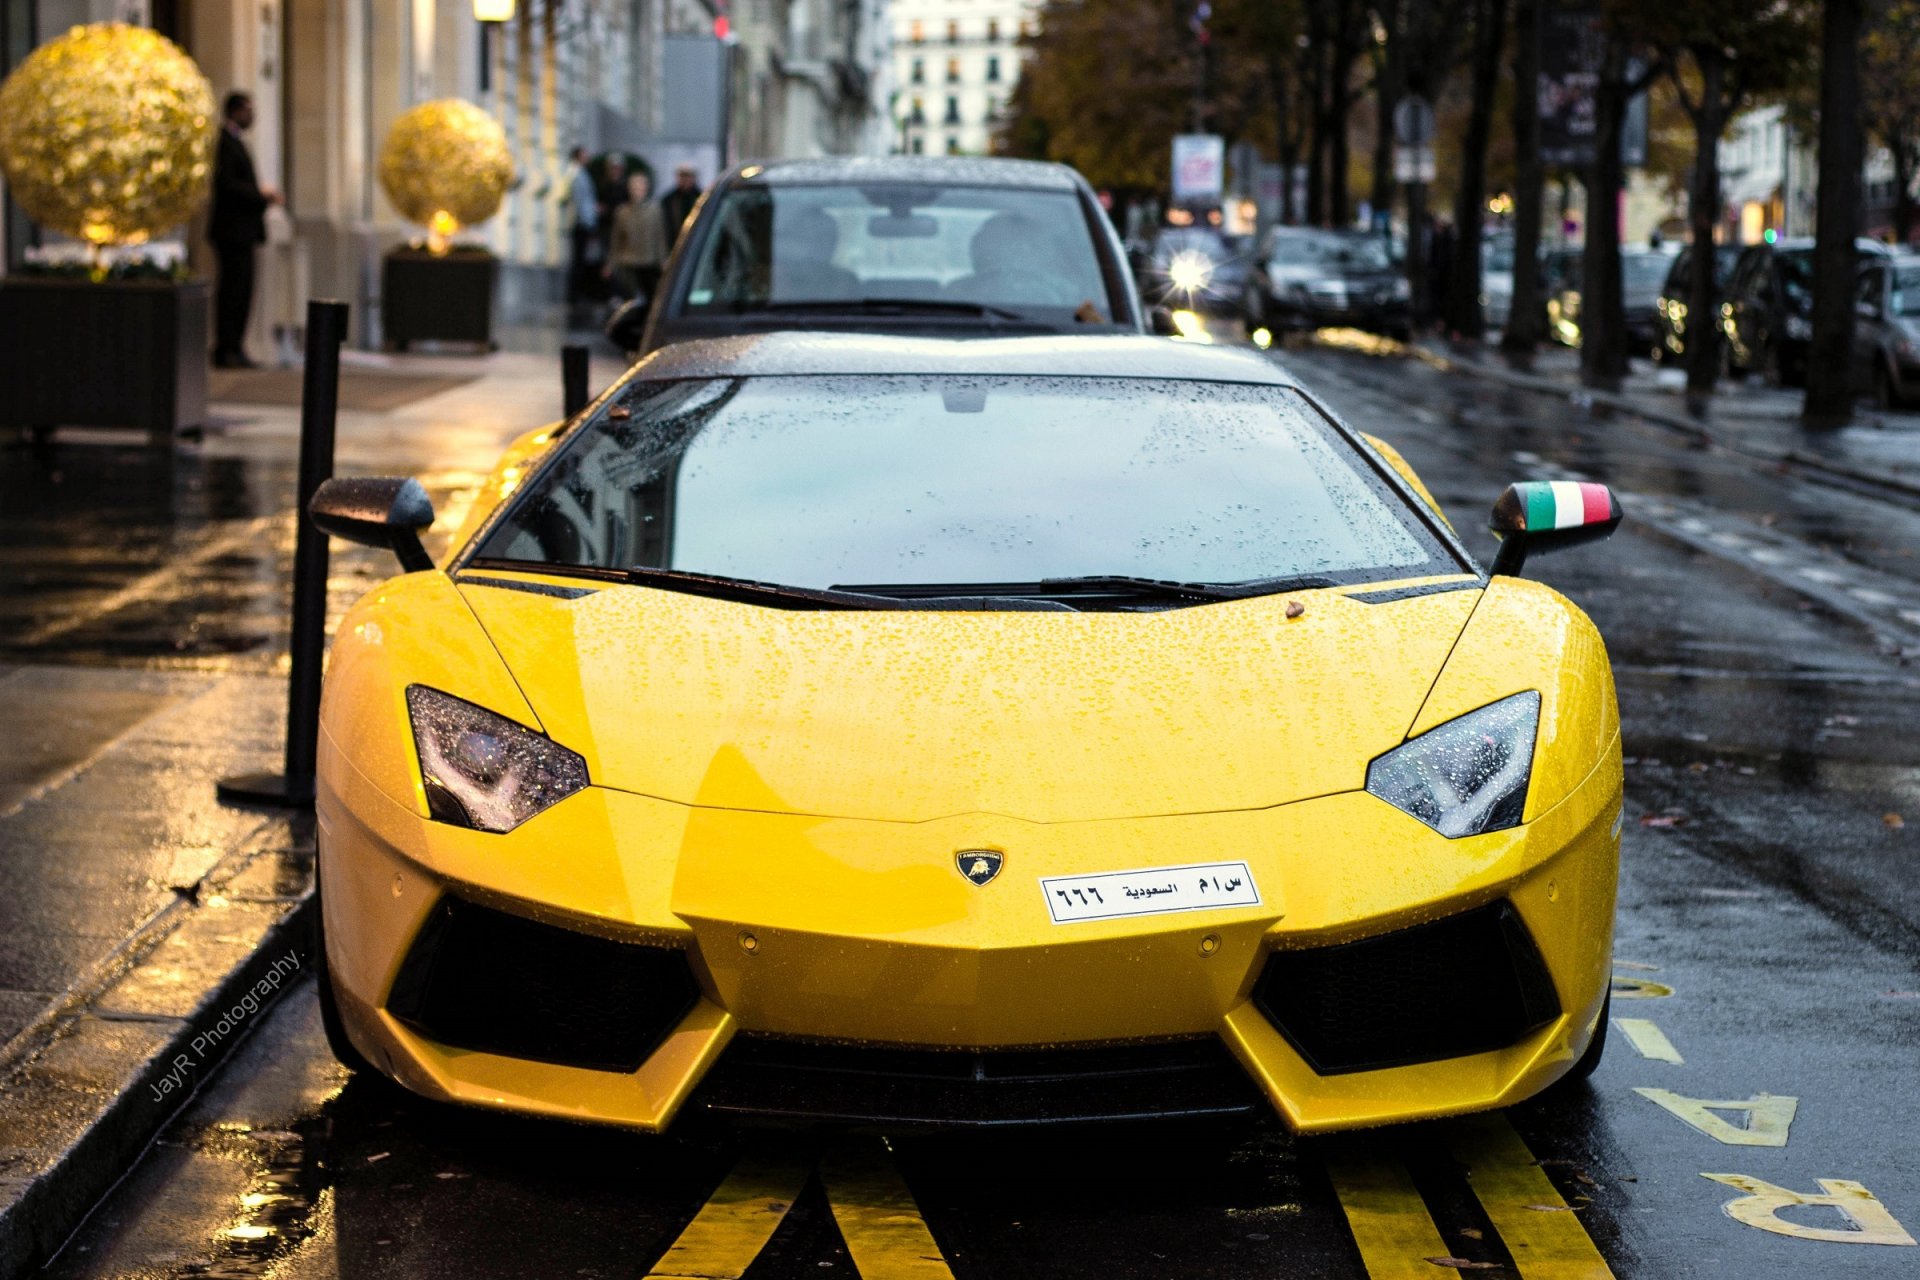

21,338,1920,1278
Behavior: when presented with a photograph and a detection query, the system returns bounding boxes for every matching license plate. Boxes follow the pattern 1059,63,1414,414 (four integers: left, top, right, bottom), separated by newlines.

1040,861,1262,924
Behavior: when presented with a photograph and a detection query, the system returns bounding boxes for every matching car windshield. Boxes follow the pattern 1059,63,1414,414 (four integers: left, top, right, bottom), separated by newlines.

680,182,1114,322
1331,235,1393,270
1153,228,1232,260
1267,232,1345,266
1893,267,1920,315
1624,254,1672,287
473,376,1454,599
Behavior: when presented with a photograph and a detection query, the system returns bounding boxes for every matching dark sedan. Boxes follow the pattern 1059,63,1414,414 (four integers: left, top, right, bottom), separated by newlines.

1244,228,1411,340
1654,244,1741,364
1722,237,1891,386
630,156,1144,357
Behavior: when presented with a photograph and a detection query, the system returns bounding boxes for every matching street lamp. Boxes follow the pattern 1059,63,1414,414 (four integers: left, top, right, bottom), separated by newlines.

475,0,514,92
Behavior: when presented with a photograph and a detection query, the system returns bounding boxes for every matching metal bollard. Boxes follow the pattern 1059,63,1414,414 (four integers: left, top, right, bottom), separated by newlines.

217,299,351,809
562,343,590,419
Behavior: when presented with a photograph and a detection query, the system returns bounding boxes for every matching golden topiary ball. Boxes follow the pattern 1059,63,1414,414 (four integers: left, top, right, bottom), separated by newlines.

378,99,514,233
0,23,216,246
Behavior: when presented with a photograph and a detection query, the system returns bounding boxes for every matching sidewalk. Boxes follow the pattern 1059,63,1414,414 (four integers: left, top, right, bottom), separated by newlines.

0,340,627,1273
1417,341,1920,500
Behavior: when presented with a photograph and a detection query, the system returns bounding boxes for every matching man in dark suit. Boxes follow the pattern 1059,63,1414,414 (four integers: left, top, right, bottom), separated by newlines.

208,91,279,368
660,165,703,252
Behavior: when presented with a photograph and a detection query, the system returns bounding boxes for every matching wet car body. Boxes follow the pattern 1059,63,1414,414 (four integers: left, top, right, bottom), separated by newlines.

312,333,1622,1136
1654,244,1741,364
1851,254,1920,408
634,156,1143,357
1246,228,1411,339
1723,237,1891,385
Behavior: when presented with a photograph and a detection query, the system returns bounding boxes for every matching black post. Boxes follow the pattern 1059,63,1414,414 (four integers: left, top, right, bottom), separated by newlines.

217,299,350,809
562,343,590,418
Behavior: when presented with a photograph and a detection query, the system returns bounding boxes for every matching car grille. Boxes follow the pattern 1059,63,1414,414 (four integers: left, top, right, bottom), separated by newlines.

386,896,699,1073
692,1035,1265,1129
1251,900,1560,1075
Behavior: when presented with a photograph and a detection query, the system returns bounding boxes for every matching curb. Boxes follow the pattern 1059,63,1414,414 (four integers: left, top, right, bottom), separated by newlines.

1414,342,1920,504
0,850,314,1276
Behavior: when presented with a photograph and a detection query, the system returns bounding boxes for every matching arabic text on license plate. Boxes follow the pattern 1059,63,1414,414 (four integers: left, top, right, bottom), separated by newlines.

1040,861,1261,924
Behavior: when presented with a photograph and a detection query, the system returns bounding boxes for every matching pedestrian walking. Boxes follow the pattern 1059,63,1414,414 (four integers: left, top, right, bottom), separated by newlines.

208,91,280,368
604,171,666,306
565,146,600,314
660,164,703,251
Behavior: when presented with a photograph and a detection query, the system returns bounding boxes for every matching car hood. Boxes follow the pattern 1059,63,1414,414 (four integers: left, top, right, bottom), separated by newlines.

457,576,1482,824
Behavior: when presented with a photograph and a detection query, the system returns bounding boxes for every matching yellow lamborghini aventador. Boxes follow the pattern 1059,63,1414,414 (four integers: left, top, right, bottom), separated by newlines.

309,333,1623,1134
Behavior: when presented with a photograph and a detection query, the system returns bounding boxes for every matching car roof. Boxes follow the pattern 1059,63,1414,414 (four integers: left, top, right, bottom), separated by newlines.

734,155,1085,192
626,332,1302,386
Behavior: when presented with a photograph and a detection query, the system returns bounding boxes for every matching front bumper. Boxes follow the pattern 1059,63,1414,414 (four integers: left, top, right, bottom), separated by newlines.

317,726,1620,1134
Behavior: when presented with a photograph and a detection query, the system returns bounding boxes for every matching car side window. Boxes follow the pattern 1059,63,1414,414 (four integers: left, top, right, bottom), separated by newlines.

1856,268,1885,319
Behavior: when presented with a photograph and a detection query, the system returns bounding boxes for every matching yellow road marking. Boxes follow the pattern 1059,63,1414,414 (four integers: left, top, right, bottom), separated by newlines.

819,1139,956,1280
644,1148,810,1280
1449,1113,1616,1278
1609,976,1673,999
1702,1174,1918,1246
1613,1018,1683,1063
1633,1089,1797,1147
1323,1142,1456,1278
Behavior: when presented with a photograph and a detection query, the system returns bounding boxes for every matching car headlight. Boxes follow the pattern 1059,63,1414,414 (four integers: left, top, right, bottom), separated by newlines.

406,685,588,833
1365,692,1541,838
1785,314,1812,341
1167,250,1215,294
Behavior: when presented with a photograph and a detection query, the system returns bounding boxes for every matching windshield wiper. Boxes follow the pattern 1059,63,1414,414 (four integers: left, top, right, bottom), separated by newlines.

751,297,1029,322
625,566,909,610
834,575,1338,606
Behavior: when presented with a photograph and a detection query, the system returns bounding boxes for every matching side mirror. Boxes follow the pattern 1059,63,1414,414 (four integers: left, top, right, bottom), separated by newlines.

1149,305,1181,336
310,477,436,573
1488,480,1622,578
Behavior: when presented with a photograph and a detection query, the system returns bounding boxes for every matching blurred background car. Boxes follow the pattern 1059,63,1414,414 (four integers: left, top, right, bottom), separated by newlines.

1654,244,1741,365
1244,228,1410,340
1482,232,1515,329
1721,237,1892,385
1138,224,1255,317
1547,248,1672,356
1850,254,1920,409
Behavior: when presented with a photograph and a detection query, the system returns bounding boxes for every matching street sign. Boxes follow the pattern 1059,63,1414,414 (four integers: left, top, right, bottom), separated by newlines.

1393,96,1435,148
1394,146,1436,184
1172,134,1225,202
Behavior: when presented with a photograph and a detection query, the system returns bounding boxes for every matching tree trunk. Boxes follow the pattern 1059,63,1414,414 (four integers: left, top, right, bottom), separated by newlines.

1372,0,1405,225
1804,0,1864,427
1447,0,1508,338
1305,8,1330,225
1326,3,1363,228
1579,39,1631,389
1501,0,1545,356
1682,53,1727,414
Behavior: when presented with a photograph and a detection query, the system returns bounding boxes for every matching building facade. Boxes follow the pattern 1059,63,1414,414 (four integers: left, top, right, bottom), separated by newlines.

889,0,1037,156
0,0,889,349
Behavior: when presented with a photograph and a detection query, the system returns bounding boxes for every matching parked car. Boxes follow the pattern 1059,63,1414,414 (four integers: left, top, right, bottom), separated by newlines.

1851,254,1920,408
306,330,1624,1132
1654,244,1742,364
1244,227,1411,340
1547,249,1673,355
1139,225,1256,316
1482,233,1515,329
1722,237,1892,385
632,156,1146,357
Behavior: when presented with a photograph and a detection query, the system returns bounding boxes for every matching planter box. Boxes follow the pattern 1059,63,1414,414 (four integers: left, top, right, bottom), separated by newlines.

381,248,497,351
0,277,209,444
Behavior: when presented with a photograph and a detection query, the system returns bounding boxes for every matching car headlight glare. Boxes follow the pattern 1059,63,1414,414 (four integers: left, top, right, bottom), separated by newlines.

1167,250,1214,293
1365,692,1541,838
406,685,588,833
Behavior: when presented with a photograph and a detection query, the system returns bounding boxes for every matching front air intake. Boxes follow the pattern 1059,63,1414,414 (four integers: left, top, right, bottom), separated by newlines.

1252,900,1561,1075
386,896,698,1073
